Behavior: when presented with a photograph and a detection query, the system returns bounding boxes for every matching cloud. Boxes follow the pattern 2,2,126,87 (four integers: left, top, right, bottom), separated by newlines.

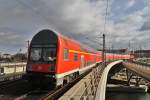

126,0,135,8
0,30,28,54
140,20,150,31
0,0,150,53
0,0,108,53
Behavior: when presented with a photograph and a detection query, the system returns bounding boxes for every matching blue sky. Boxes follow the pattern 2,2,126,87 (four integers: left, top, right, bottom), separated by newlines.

111,0,144,23
0,0,150,54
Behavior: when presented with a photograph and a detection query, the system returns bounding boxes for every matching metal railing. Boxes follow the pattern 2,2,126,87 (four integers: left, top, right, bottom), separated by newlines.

126,60,150,71
0,62,26,73
0,62,26,82
0,62,26,67
67,63,105,100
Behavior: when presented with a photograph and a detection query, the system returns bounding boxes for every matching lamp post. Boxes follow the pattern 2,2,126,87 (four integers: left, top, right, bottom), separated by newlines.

102,34,106,67
102,34,105,62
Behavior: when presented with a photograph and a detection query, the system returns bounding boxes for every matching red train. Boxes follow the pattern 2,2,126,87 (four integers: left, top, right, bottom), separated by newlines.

25,29,133,87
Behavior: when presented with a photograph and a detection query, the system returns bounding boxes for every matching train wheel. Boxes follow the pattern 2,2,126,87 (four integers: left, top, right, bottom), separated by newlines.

63,77,68,85
63,72,80,85
75,72,79,78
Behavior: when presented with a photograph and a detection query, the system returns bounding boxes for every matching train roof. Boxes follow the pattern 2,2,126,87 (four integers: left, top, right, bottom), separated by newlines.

31,29,58,45
31,29,99,54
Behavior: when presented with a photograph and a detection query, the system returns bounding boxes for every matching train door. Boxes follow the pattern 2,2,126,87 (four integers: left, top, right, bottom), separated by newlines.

80,55,84,68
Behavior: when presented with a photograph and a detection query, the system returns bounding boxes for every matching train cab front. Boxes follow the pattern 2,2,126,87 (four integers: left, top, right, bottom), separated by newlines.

25,29,58,88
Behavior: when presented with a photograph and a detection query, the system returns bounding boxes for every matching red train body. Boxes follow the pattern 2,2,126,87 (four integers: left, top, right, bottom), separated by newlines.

26,29,133,87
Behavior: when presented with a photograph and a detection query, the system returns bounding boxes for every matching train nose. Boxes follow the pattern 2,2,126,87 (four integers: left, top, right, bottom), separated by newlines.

37,66,42,70
31,64,54,73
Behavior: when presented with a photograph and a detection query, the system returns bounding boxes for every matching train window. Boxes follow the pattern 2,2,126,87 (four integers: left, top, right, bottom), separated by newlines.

64,48,68,61
43,48,56,61
30,48,42,61
74,53,78,61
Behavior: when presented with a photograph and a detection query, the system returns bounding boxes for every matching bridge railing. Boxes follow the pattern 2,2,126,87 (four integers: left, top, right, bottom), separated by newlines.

126,60,150,70
67,63,105,100
0,62,26,74
0,62,26,67
0,62,26,82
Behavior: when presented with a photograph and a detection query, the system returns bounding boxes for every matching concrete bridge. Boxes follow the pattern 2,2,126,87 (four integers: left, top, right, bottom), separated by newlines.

95,60,150,100
60,60,150,100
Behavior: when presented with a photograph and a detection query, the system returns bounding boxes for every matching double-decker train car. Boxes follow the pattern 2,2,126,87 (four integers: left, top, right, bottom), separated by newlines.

25,29,133,87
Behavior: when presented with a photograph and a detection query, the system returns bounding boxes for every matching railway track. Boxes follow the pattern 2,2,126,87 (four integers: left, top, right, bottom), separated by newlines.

13,67,94,100
0,79,23,90
0,71,88,100
14,89,50,100
0,73,26,91
0,78,33,100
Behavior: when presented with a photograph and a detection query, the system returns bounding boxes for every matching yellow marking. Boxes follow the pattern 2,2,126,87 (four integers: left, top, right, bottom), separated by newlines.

69,50,96,55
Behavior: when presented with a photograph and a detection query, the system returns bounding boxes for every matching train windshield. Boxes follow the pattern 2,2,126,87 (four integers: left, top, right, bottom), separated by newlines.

30,48,42,61
30,46,56,62
43,48,56,61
